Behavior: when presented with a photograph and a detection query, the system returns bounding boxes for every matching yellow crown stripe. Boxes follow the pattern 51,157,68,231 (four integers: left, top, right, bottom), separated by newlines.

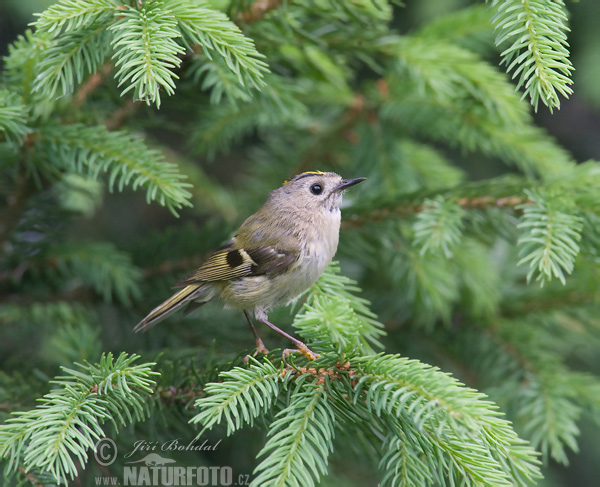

284,170,327,185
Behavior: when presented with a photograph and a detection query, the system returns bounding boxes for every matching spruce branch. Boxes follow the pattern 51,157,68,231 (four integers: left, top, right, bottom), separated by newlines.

38,123,192,215
474,316,600,465
397,139,466,191
109,0,184,107
515,377,581,465
378,35,574,175
44,242,142,305
353,354,542,486
473,319,599,465
385,35,528,126
33,0,119,35
237,0,282,24
28,0,268,106
190,74,307,157
517,189,583,286
379,433,433,487
293,262,385,354
188,54,254,104
2,31,54,117
416,4,494,49
167,0,269,90
0,90,30,149
251,384,334,487
488,0,573,112
33,26,113,100
190,358,283,436
73,63,113,106
31,0,117,100
412,196,466,258
192,351,541,486
0,353,158,485
342,175,533,227
383,234,460,327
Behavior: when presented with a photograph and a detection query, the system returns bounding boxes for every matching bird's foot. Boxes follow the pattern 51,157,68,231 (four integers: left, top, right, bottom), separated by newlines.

253,339,269,356
282,344,320,365
244,339,270,364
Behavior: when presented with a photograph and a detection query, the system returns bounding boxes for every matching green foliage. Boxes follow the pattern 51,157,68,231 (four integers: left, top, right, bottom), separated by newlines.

190,358,282,435
193,350,541,487
169,0,268,91
0,353,157,484
1,0,599,486
379,35,573,176
413,196,465,258
33,0,119,34
29,0,268,106
355,354,541,487
0,90,30,149
33,22,112,100
488,0,573,111
292,263,385,354
517,189,583,285
43,321,103,365
46,242,142,304
38,123,193,215
252,384,334,487
109,1,185,107
189,74,307,158
461,314,600,465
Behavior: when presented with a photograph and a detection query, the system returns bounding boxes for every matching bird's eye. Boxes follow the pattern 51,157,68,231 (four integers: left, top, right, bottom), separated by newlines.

310,183,323,195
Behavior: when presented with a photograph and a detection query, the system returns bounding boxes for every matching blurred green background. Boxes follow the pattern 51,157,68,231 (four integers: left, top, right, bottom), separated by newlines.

2,0,600,485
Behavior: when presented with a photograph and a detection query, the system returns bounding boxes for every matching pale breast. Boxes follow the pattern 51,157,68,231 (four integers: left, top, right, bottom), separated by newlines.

220,208,341,312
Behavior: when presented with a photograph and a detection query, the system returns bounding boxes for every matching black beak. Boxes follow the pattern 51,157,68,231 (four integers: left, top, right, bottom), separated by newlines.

335,177,367,192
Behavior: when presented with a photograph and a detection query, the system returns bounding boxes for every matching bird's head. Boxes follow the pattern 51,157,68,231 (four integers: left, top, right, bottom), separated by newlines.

274,171,366,213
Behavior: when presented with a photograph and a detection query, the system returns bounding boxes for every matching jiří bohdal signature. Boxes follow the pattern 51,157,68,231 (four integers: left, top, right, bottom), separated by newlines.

124,438,222,459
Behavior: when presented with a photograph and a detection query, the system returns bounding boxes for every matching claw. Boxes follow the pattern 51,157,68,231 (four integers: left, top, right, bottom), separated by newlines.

298,343,320,360
253,339,269,356
282,345,319,365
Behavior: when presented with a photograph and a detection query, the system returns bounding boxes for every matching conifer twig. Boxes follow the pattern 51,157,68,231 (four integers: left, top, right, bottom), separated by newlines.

295,94,366,174
237,0,283,24
74,64,113,106
18,466,42,487
343,194,530,228
0,171,32,251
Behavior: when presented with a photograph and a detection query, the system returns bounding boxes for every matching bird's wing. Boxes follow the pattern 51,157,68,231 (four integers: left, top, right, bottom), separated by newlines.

173,240,299,287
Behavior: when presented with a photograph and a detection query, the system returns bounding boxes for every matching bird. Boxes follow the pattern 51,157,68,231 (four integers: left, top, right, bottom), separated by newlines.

134,171,366,360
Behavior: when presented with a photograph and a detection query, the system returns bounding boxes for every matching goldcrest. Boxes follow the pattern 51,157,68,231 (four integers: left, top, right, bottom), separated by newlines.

134,171,366,360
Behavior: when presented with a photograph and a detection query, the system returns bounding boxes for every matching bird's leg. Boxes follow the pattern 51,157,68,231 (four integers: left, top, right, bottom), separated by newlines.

255,314,319,361
244,310,269,356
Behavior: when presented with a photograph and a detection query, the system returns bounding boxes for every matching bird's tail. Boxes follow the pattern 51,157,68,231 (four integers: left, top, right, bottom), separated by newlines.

134,284,204,333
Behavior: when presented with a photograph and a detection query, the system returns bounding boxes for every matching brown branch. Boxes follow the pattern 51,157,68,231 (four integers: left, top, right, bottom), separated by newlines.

17,466,43,487
0,170,33,251
456,195,529,210
485,324,536,376
343,195,531,228
74,64,113,107
155,385,205,409
104,99,138,131
237,0,283,24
